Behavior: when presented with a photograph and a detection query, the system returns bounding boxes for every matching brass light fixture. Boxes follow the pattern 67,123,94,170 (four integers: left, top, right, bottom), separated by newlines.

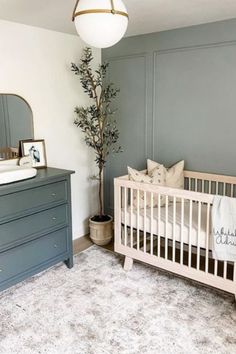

72,0,129,48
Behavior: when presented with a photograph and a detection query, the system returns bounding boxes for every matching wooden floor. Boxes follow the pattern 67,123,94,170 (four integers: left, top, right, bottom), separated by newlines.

73,235,114,255
73,234,93,255
100,240,114,252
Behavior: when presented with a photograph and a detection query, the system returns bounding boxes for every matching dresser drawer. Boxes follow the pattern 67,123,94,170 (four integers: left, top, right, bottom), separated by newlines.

0,228,68,283
0,180,67,221
0,205,68,252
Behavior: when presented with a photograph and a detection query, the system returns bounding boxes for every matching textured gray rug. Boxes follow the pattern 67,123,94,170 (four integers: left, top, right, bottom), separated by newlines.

0,246,235,354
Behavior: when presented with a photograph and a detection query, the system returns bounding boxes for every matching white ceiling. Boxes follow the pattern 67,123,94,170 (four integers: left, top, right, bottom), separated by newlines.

0,0,236,37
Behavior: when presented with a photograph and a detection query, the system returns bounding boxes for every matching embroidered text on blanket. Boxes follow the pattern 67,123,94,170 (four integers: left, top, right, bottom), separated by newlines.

213,227,236,246
212,195,236,262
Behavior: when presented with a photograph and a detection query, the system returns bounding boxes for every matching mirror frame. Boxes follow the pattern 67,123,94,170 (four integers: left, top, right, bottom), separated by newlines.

0,93,34,161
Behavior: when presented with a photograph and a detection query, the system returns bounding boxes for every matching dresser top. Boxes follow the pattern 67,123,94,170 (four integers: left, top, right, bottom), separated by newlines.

35,167,75,180
0,167,75,195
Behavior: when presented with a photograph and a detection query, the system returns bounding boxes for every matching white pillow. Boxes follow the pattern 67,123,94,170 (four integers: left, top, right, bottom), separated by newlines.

147,159,184,190
127,166,165,208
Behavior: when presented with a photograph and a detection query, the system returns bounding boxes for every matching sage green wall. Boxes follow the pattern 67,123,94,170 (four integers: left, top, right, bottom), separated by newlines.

103,18,236,214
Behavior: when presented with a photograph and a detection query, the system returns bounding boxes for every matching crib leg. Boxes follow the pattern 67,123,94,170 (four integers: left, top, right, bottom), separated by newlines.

124,256,133,271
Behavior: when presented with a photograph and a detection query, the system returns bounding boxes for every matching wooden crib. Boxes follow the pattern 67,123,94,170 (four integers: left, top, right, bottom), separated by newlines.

114,170,236,300
0,147,18,160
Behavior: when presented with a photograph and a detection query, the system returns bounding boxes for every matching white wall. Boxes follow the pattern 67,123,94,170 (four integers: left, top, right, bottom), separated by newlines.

0,20,101,239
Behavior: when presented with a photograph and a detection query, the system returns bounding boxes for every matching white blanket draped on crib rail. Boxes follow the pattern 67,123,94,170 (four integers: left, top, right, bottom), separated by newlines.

212,195,236,261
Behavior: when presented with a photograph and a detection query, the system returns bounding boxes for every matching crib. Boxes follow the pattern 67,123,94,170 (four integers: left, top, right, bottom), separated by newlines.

114,170,236,300
0,147,18,160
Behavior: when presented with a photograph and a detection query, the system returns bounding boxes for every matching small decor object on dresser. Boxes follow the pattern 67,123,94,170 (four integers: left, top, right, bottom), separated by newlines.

72,47,122,246
20,139,47,168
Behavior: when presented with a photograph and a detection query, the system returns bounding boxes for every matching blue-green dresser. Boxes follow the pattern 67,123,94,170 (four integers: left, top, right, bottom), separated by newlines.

0,167,74,291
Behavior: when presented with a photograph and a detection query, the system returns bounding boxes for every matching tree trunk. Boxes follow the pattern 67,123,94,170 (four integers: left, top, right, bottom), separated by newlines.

99,166,103,219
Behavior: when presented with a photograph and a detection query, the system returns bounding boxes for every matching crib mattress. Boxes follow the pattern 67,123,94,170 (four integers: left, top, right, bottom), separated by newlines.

121,201,212,250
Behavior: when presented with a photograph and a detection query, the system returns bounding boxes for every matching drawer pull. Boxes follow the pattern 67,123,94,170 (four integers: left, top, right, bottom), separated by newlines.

0,269,3,273
54,244,58,248
52,217,57,220
51,193,56,197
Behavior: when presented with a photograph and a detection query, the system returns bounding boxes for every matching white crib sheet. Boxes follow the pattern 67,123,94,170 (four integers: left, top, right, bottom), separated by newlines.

121,201,212,250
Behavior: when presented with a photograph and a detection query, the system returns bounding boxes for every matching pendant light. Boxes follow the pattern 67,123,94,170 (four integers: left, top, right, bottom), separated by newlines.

72,0,129,48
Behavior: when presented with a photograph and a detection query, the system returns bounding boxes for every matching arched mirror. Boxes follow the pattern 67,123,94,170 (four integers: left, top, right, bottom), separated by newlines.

0,94,34,160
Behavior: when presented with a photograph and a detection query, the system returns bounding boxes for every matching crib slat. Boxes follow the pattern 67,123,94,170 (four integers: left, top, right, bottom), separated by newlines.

223,183,226,196
231,184,234,198
214,260,218,277
216,182,219,195
188,200,192,268
124,187,127,247
234,262,236,282
195,179,198,192
209,180,211,194
197,201,201,271
165,195,168,260
115,184,122,247
173,197,176,262
157,194,161,258
223,262,227,279
143,191,146,253
130,188,133,249
180,198,184,265
137,189,140,251
150,192,154,256
213,179,218,274
205,203,210,273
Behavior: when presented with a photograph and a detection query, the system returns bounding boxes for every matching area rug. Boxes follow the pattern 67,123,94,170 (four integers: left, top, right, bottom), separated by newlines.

0,246,235,354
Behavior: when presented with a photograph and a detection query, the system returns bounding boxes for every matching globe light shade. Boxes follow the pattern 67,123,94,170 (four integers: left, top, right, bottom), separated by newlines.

74,0,129,48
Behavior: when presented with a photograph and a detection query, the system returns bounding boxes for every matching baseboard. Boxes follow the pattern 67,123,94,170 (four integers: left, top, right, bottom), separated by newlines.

73,234,93,255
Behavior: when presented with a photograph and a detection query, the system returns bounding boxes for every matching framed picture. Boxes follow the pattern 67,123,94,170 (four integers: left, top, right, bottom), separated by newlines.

20,139,47,168
18,138,33,157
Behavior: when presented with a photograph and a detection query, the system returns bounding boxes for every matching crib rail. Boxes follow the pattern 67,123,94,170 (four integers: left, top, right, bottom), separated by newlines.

184,170,236,196
0,147,18,160
114,170,236,298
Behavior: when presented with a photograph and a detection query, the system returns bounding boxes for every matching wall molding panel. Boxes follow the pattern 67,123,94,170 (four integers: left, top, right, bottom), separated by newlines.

155,39,236,56
103,18,236,213
107,52,149,158
105,53,150,214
